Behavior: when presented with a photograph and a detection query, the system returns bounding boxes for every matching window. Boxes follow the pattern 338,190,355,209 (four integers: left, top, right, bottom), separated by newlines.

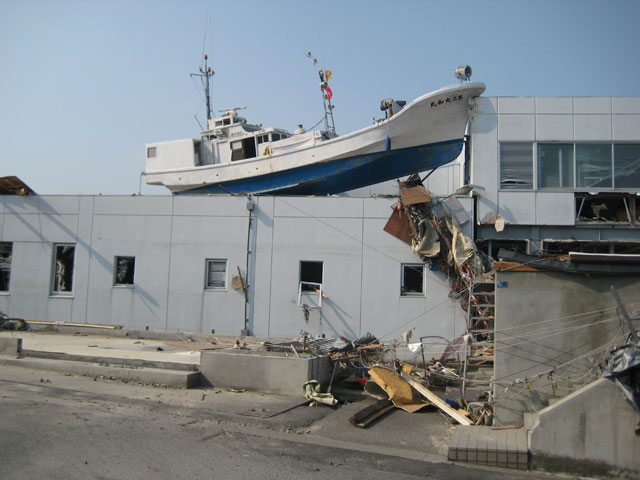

614,144,640,188
271,133,281,141
52,244,75,294
298,261,323,308
576,143,612,188
500,143,533,190
114,256,135,286
299,261,323,292
205,259,227,289
401,264,425,296
538,143,574,188
146,147,156,158
0,242,12,292
257,134,268,144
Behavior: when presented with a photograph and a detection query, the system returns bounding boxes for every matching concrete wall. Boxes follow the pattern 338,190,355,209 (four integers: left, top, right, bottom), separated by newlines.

0,194,466,342
530,378,640,477
493,270,639,426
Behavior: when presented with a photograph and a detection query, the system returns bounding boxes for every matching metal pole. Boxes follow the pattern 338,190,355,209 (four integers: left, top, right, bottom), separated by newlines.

611,285,639,344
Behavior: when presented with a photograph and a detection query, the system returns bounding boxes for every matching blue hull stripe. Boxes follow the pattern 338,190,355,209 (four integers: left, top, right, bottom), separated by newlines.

178,138,463,195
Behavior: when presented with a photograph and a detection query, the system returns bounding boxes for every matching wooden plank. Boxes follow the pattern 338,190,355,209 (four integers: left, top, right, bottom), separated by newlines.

383,209,413,245
349,399,394,428
401,373,472,425
400,186,432,206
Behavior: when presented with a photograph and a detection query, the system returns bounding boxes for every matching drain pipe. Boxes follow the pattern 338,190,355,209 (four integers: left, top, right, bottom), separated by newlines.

241,197,254,336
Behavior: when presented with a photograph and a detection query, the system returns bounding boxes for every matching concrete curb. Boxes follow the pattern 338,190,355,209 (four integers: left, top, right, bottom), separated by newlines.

21,349,198,372
0,355,201,388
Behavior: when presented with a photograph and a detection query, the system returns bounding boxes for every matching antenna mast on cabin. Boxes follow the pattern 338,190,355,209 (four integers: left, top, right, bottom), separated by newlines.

306,52,336,138
191,54,215,122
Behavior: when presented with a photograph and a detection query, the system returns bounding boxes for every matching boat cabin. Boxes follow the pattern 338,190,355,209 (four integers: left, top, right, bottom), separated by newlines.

145,108,302,171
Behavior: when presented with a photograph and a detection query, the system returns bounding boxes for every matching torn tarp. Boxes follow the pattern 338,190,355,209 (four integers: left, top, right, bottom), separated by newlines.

411,218,440,258
603,342,640,414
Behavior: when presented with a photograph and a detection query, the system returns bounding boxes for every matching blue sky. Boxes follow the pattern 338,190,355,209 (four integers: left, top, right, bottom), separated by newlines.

1,0,639,195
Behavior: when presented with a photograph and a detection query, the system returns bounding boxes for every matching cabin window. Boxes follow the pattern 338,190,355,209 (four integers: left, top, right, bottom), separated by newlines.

146,147,157,158
257,134,269,144
401,264,425,296
205,259,227,289
272,133,281,141
223,118,231,126
52,244,75,295
500,143,533,190
113,256,135,286
0,242,12,292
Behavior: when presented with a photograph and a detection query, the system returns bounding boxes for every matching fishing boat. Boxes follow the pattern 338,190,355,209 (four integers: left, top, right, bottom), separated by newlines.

142,56,485,195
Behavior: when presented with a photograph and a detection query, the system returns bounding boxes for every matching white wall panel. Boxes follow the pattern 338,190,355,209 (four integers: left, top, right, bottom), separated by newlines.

498,115,535,141
498,97,535,114
498,191,536,224
536,115,573,141
573,97,611,114
612,97,640,114
535,97,573,114
535,192,575,225
613,115,640,141
574,115,612,141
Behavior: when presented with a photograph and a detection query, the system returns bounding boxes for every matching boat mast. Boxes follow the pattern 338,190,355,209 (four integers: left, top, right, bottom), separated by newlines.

191,54,215,122
306,52,336,137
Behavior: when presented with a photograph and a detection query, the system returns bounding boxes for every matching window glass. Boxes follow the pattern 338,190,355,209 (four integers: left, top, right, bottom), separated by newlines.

576,143,612,188
206,259,227,289
500,143,533,189
538,144,574,188
114,256,135,285
271,133,281,141
0,242,12,292
52,244,75,294
614,144,640,188
401,264,425,296
146,147,157,158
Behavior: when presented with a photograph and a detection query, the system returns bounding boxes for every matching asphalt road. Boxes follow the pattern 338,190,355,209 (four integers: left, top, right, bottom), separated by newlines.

0,366,561,480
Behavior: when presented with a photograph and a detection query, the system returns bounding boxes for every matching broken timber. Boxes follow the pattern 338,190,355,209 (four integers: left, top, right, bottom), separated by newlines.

401,373,472,425
349,399,395,428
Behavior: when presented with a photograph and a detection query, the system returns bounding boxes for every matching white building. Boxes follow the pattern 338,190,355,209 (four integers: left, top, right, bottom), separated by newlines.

0,95,638,341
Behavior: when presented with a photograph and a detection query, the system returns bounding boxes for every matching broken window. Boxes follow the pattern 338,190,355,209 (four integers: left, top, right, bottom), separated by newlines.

576,143,612,188
205,259,227,289
401,264,425,296
538,143,574,188
476,239,529,259
299,261,323,292
575,193,635,223
0,242,12,292
298,261,323,308
113,256,135,286
614,144,640,188
52,244,75,294
500,143,533,190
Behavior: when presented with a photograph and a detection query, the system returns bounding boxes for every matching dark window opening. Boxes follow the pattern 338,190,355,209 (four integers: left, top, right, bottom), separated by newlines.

52,244,75,294
542,241,612,255
300,261,323,292
401,264,424,296
576,193,635,223
0,242,12,292
272,133,281,141
114,256,135,285
476,239,529,259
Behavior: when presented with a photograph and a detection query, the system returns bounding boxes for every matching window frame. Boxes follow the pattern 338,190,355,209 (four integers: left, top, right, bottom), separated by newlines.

0,241,13,293
499,142,534,191
205,258,228,290
51,243,76,296
401,263,426,297
113,256,135,287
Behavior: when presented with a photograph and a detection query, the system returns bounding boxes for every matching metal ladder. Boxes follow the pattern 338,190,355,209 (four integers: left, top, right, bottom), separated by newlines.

461,275,496,397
